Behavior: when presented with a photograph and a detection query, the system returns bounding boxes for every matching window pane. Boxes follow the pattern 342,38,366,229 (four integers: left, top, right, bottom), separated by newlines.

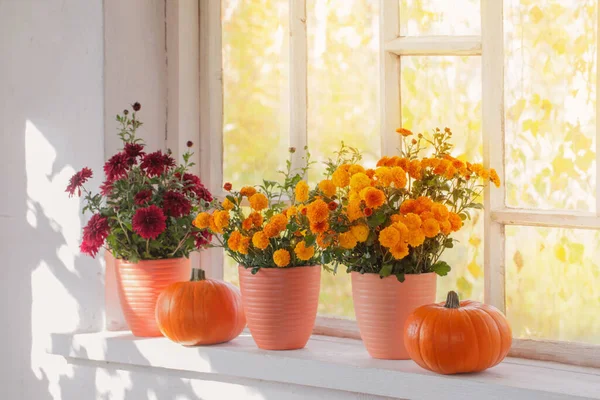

222,0,290,188
399,0,480,36
401,56,484,302
307,0,380,184
506,226,600,344
505,0,597,211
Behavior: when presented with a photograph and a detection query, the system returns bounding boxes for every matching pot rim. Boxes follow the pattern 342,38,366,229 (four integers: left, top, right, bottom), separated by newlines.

238,264,321,270
116,257,188,266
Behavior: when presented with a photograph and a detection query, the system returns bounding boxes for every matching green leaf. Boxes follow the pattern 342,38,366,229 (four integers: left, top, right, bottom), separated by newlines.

395,272,405,283
432,261,451,276
304,234,316,247
379,264,393,278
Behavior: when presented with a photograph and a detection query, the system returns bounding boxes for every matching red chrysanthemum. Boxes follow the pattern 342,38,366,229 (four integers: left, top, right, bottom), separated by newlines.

328,201,338,211
132,205,167,239
124,143,145,165
162,190,192,217
134,189,153,205
140,151,170,177
223,182,232,191
364,207,373,217
179,173,213,202
66,167,93,197
99,180,113,196
80,214,109,257
104,152,130,181
194,230,212,249
163,153,176,169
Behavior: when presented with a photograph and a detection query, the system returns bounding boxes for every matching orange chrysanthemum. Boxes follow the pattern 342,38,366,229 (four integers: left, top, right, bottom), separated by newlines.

318,179,337,198
237,236,251,255
490,168,501,187
250,211,263,227
346,199,363,222
240,186,257,197
317,233,333,248
431,203,449,222
408,160,422,180
227,230,242,252
400,199,416,214
362,187,386,209
249,193,268,211
348,164,366,176
422,218,440,238
332,168,350,188
379,226,400,248
390,240,409,260
440,220,452,235
396,127,413,137
294,241,315,261
214,210,230,231
242,217,253,231
339,231,358,249
403,213,422,230
375,167,393,187
350,173,372,192
307,199,329,224
448,212,463,231
391,167,407,188
350,224,369,242
222,198,235,211
252,231,269,250
273,249,291,267
376,156,389,167
193,212,211,229
310,220,329,234
406,228,426,247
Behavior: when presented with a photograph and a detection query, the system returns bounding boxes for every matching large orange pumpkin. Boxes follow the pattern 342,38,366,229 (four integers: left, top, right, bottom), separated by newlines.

156,268,246,345
404,291,512,374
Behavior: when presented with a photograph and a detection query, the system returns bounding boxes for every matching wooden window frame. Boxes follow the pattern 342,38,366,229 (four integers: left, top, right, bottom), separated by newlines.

189,0,600,368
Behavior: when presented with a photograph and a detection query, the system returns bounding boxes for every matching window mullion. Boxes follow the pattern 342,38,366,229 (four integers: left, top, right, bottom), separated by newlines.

290,0,308,175
482,0,506,311
385,35,482,56
380,0,401,157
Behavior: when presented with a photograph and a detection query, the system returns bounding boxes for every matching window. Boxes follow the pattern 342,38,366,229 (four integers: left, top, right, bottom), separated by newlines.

201,0,600,366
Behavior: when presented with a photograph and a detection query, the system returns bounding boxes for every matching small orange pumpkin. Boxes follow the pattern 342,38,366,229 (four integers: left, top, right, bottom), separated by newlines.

156,268,246,345
404,291,512,374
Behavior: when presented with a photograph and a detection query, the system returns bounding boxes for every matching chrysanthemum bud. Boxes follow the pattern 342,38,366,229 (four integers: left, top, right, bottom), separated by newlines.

132,102,141,111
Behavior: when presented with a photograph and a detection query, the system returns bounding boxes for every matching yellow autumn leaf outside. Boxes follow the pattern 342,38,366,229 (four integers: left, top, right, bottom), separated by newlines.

456,276,473,299
529,5,544,24
554,244,567,263
467,261,482,279
567,242,585,264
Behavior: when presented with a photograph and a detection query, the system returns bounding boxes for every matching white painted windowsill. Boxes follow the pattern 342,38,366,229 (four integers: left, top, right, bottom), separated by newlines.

50,331,600,400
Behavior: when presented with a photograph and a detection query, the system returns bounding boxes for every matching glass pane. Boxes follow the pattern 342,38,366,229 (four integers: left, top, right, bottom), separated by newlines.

222,0,290,188
307,0,380,183
506,226,600,344
399,0,480,36
505,0,597,211
401,56,484,302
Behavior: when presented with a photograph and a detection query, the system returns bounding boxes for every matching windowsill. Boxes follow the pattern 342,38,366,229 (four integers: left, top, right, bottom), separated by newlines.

50,331,600,400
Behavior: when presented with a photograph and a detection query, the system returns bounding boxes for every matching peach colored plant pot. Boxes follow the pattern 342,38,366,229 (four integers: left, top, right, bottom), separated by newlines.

351,271,436,359
238,265,321,350
115,258,190,337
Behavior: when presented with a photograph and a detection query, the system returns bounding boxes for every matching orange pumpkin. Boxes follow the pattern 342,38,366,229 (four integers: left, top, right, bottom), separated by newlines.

156,268,246,345
404,291,512,374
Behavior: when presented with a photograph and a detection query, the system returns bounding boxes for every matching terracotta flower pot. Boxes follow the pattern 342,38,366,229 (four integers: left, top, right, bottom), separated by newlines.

115,258,190,337
352,271,436,359
238,265,321,350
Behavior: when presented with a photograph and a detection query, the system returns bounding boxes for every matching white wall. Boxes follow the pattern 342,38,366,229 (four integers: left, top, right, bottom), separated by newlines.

0,1,374,399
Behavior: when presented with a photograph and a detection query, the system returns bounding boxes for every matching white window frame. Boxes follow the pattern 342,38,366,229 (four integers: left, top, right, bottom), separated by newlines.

188,0,600,368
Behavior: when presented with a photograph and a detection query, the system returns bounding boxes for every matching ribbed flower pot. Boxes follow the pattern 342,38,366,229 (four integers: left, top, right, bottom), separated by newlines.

238,265,321,350
351,271,436,359
115,258,190,337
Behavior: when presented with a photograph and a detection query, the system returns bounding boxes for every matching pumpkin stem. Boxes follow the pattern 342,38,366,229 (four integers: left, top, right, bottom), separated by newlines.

190,268,206,281
444,291,460,309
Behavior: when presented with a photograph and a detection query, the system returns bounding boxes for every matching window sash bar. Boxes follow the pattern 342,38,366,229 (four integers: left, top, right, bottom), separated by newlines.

482,0,506,312
289,0,308,174
492,209,600,230
199,0,224,279
385,35,482,56
380,0,401,157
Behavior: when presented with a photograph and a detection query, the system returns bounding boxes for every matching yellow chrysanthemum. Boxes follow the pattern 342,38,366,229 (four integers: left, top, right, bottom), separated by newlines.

422,218,440,238
379,226,400,248
440,220,452,235
394,222,409,240
252,231,269,250
227,230,242,252
295,180,309,202
339,231,358,249
350,173,371,192
346,199,363,222
391,167,407,188
222,198,235,211
390,241,410,260
240,186,257,197
490,168,501,188
214,210,230,231
406,228,426,247
249,193,268,211
448,212,463,231
348,189,361,202
332,168,350,188
193,212,211,229
404,213,422,230
375,167,393,187
273,249,291,267
348,164,366,176
286,206,298,218
237,236,251,255
431,203,449,222
208,214,220,234
350,224,369,242
362,187,386,209
307,199,329,224
479,168,490,180
294,241,315,261
318,179,337,198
